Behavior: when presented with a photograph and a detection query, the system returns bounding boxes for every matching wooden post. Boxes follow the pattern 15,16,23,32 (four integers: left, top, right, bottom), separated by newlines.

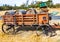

22,14,24,25
33,15,35,24
36,14,38,24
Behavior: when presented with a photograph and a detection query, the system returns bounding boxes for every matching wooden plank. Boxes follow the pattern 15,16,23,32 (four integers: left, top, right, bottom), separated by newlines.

23,17,36,18
36,14,38,24
24,22,34,25
33,15,35,24
24,19,36,20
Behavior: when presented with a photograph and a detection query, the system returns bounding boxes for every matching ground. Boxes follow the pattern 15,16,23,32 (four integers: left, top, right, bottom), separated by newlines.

0,8,60,42
1,18,60,42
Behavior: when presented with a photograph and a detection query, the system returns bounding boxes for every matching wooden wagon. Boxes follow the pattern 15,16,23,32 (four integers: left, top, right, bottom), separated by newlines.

2,14,60,34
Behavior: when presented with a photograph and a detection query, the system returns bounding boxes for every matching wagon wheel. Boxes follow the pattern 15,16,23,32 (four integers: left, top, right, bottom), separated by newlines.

2,23,15,34
36,25,49,36
14,25,22,34
46,25,57,37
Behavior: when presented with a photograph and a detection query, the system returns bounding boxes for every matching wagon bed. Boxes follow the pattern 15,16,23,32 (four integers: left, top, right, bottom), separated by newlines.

2,14,60,35
2,14,49,26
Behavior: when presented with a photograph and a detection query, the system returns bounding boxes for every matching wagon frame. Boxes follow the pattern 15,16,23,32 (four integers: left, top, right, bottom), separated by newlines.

2,14,60,35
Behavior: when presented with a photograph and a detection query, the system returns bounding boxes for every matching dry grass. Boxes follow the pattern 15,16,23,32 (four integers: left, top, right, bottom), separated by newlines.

0,20,60,42
0,11,6,16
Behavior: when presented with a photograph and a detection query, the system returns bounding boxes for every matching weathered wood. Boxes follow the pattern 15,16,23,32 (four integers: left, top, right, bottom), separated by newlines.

36,14,38,24
2,14,49,25
38,14,49,24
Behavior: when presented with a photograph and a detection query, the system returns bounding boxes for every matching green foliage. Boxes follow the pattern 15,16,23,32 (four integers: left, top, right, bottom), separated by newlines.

0,0,60,10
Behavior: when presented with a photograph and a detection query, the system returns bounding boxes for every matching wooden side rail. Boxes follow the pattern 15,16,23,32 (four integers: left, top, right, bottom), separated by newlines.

15,14,37,25
2,15,14,24
2,14,49,25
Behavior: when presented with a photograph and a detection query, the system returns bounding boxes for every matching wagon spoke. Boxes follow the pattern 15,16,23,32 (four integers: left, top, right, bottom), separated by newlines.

2,24,15,34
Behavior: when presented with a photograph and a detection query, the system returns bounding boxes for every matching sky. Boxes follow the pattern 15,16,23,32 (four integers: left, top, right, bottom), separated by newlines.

0,0,60,6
